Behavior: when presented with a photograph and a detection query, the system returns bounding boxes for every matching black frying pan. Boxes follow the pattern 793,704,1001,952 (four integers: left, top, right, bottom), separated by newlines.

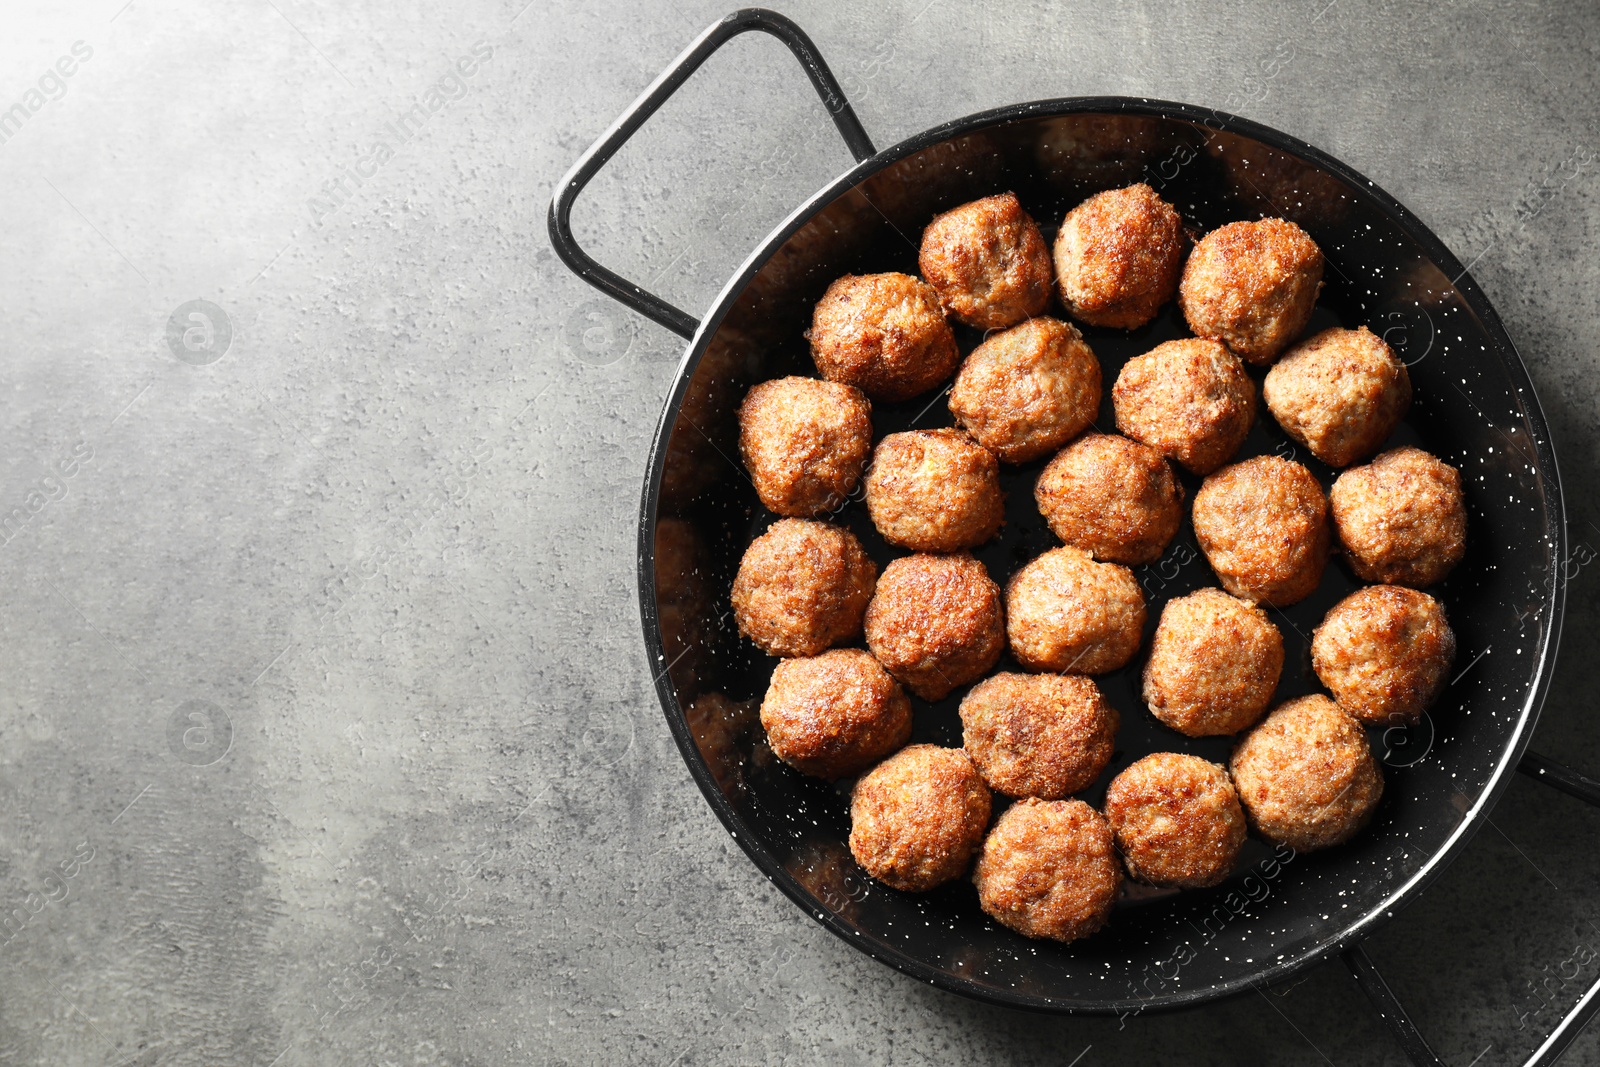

549,7,1565,1027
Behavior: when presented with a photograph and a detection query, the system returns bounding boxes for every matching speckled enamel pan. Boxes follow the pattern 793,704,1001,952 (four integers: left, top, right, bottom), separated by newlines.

551,7,1565,1026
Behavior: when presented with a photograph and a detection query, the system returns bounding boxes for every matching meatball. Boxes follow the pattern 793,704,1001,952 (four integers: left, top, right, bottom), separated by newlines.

918,192,1053,330
849,745,992,891
972,798,1121,942
864,429,1005,552
1143,588,1284,737
1104,753,1247,888
959,672,1119,799
1330,447,1467,587
1230,695,1384,851
1180,217,1324,364
1005,546,1146,674
1263,326,1412,468
948,318,1102,463
759,649,912,779
864,553,1005,701
1034,433,1183,565
1193,455,1331,606
1112,338,1256,474
732,519,877,658
1312,586,1456,726
808,272,961,402
1053,183,1187,329
738,376,874,516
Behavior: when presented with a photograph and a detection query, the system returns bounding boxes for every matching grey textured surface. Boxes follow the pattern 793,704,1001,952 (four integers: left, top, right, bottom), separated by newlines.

0,1,1597,1064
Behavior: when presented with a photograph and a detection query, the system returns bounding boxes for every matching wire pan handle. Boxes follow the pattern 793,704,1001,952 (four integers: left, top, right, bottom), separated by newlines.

1345,751,1600,1066
547,8,876,340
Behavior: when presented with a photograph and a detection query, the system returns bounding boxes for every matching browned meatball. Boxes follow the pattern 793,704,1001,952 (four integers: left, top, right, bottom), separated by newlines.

738,376,873,516
1005,546,1146,674
1112,338,1255,474
959,672,1119,799
1231,695,1384,851
1035,433,1183,565
732,519,877,658
1180,218,1324,364
1143,588,1284,737
849,745,992,891
1193,455,1331,606
1263,327,1412,468
808,273,961,402
759,649,912,779
1312,586,1456,725
972,798,1121,942
865,553,1005,701
1330,447,1466,587
864,429,1005,552
1104,753,1247,888
1053,183,1187,329
948,318,1102,463
918,192,1053,330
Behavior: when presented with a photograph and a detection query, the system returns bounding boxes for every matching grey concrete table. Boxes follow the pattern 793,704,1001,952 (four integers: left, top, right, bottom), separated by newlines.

0,1,1597,1064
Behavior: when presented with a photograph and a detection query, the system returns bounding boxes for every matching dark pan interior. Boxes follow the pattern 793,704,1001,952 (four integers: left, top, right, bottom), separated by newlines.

641,104,1563,1013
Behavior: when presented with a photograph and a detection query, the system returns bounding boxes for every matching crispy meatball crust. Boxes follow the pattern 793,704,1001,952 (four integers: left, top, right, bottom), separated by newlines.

959,673,1119,799
948,318,1102,463
1330,447,1467,587
738,376,874,516
732,519,877,658
973,798,1122,942
1193,455,1331,606
1005,546,1146,674
1104,753,1247,888
864,429,1005,552
1035,433,1183,565
1112,338,1256,475
1180,218,1324,364
1312,586,1455,725
1053,183,1187,329
865,553,1006,701
1230,695,1384,851
809,272,961,402
1143,588,1283,737
759,649,912,780
849,745,993,891
1263,326,1412,468
919,192,1053,330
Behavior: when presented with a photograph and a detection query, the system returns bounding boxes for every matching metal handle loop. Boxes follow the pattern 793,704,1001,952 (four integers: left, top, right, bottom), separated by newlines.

547,8,876,340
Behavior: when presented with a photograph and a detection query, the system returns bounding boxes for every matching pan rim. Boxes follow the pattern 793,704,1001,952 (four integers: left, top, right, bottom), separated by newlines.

634,95,1567,1014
